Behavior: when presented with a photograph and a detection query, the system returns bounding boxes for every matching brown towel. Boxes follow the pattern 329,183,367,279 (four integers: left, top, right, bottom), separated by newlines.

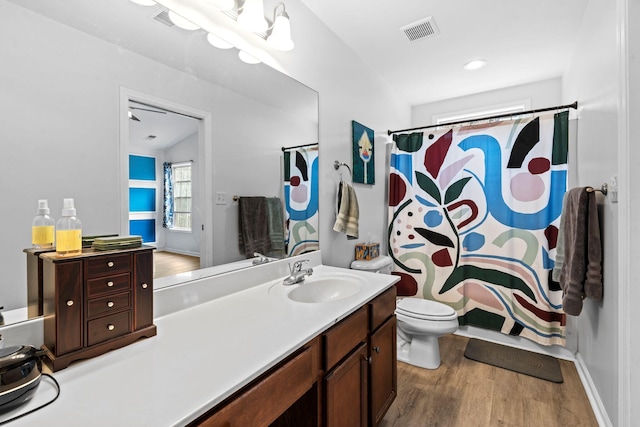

238,197,272,257
559,187,603,315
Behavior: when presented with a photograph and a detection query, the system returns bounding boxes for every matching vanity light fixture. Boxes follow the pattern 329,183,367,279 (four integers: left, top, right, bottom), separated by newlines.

238,50,261,64
206,32,234,49
266,2,294,51
463,59,487,71
237,0,269,33
130,0,157,6
209,0,234,9
168,10,200,30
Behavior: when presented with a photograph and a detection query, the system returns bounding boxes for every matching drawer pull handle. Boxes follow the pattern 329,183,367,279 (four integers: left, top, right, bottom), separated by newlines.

141,283,148,289
66,300,74,307
107,262,114,267
107,301,114,308
108,324,115,331
373,346,381,353
107,281,114,287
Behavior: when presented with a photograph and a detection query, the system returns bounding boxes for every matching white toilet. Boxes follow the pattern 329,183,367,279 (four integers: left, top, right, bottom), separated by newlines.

350,255,459,370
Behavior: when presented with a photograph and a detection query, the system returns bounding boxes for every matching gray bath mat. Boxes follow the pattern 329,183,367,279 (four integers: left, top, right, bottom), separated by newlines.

464,338,563,383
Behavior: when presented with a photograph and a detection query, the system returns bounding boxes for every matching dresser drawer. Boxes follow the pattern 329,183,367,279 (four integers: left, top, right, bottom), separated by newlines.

85,254,131,278
323,306,368,372
86,272,130,298
86,291,131,320
86,311,131,346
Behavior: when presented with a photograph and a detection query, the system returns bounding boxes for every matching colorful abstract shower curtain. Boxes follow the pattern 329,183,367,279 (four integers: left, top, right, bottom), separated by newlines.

388,112,569,346
284,147,319,256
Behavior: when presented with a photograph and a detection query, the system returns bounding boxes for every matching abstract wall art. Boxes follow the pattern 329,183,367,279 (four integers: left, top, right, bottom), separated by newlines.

352,120,375,184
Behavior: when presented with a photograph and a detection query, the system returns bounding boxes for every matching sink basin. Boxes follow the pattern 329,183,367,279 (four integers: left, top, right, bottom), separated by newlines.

268,274,364,303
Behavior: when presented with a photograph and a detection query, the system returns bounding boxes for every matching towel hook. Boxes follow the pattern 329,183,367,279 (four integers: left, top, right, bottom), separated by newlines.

334,160,352,176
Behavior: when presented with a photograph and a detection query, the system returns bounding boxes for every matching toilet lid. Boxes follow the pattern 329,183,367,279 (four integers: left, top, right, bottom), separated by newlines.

396,298,457,320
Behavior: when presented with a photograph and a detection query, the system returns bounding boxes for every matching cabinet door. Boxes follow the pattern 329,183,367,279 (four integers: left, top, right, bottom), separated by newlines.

369,316,397,426
49,260,83,355
133,251,154,329
324,343,368,427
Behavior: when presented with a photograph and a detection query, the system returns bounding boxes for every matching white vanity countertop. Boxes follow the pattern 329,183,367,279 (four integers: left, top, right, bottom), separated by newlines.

2,260,398,426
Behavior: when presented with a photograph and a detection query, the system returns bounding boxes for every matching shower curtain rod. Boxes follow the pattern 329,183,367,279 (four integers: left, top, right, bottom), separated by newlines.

387,101,578,135
281,142,318,152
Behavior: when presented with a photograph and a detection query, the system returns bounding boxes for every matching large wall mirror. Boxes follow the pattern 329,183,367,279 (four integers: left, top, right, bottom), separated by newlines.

0,0,319,326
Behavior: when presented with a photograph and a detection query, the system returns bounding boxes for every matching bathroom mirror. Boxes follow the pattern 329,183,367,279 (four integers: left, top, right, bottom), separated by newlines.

0,0,319,325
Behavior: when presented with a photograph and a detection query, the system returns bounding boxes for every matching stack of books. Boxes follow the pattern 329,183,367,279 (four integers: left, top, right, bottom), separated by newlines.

92,235,143,251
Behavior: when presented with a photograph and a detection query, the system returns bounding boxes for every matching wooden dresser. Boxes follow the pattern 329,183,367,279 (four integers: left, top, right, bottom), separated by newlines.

41,246,157,371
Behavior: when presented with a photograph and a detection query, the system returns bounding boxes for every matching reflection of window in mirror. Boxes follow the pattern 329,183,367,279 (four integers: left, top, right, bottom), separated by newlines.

169,162,192,231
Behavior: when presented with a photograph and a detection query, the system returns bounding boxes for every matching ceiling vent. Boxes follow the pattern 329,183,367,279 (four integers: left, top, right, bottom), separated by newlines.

399,17,439,43
149,9,194,35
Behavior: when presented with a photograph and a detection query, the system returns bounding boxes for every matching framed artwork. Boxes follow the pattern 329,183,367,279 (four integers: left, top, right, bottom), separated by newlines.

352,120,374,184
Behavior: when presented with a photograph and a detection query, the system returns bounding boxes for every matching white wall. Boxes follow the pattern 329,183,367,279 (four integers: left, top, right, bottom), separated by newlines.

562,0,621,424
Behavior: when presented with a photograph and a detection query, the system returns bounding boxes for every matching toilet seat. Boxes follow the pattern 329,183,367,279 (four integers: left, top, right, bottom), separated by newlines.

396,298,457,321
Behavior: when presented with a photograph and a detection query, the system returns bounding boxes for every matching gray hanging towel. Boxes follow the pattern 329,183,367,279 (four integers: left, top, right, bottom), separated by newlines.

266,197,285,256
238,196,272,257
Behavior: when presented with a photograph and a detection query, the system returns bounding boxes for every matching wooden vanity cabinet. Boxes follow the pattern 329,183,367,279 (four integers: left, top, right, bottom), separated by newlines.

190,286,397,427
41,247,157,371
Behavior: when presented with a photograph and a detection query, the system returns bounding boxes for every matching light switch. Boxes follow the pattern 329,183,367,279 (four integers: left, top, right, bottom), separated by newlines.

215,192,227,205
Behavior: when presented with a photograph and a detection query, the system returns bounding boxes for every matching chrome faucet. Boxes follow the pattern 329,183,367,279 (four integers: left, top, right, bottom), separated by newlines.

252,252,270,265
283,260,313,285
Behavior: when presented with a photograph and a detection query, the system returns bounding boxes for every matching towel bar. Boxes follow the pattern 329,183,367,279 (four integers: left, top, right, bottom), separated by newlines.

586,184,608,195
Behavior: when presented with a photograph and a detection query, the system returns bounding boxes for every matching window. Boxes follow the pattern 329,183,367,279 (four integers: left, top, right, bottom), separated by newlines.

171,162,192,231
433,99,530,127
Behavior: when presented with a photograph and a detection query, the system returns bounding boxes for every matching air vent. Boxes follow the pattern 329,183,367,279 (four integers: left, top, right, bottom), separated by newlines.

145,135,157,140
149,10,194,35
399,17,439,43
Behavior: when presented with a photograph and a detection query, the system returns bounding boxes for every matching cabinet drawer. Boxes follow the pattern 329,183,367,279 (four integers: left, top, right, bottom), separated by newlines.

323,306,368,371
86,311,131,346
198,339,319,427
86,292,131,319
370,286,397,331
86,273,131,298
85,254,131,278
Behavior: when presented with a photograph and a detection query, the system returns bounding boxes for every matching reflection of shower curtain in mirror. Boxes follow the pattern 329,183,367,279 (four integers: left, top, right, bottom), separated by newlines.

284,147,319,256
388,112,569,346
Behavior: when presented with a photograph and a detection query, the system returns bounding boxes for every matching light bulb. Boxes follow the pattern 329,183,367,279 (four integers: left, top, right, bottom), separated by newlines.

168,11,200,31
463,59,487,71
267,13,294,51
207,33,233,49
238,50,261,64
237,0,268,33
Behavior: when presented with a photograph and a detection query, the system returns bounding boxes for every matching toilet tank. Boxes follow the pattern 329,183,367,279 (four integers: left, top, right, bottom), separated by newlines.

350,255,393,274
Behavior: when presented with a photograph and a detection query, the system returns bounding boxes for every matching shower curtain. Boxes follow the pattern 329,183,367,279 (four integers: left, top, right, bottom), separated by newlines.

388,112,568,346
284,147,319,256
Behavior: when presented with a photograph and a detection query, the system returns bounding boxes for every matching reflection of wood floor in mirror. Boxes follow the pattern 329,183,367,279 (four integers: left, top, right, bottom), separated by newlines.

153,251,200,278
381,334,598,427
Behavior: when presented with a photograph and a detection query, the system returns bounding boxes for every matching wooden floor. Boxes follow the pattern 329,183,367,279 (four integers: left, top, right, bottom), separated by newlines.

381,334,598,427
153,250,200,278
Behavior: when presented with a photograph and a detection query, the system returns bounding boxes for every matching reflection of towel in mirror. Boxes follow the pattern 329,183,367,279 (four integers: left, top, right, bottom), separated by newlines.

333,181,359,239
266,197,285,256
559,187,603,316
238,197,271,257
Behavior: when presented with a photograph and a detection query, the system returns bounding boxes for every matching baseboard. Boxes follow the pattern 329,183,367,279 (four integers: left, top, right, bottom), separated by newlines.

574,353,612,427
161,248,200,257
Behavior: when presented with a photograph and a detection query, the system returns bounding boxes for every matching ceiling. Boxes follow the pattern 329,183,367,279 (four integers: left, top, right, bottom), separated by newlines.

300,0,589,106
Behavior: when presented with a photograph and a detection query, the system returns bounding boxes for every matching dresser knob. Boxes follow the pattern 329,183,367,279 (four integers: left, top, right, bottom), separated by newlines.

107,301,114,308
141,283,148,289
108,324,115,331
107,281,114,287
107,262,114,267
66,300,74,307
